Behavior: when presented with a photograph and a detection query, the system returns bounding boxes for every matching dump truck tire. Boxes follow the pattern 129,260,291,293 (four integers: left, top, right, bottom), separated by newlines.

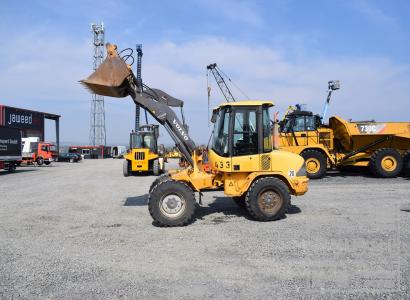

148,180,196,227
245,177,290,221
402,151,410,177
232,195,247,209
153,159,160,176
301,150,327,179
123,160,130,177
370,148,403,178
149,173,170,193
36,157,44,166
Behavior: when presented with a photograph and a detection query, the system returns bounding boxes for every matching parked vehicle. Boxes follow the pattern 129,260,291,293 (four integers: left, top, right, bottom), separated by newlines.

279,81,410,178
111,145,127,158
0,126,22,173
22,137,58,165
57,152,82,163
123,125,165,176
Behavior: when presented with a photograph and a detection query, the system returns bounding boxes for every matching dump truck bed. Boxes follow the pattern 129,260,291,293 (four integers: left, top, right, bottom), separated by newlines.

329,116,410,153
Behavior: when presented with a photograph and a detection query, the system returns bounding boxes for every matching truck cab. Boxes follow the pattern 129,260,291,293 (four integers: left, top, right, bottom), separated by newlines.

22,137,57,165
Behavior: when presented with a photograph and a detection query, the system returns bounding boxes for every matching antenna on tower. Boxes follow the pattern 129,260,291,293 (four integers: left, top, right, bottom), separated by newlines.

89,22,107,146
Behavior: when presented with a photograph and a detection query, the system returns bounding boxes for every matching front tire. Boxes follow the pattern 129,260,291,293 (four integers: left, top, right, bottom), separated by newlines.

149,173,170,193
153,159,160,176
36,157,44,166
245,177,290,221
301,150,327,179
369,148,403,178
123,160,131,177
148,180,196,226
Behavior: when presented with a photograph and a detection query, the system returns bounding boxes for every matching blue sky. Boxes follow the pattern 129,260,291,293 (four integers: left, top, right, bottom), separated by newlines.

1,0,409,145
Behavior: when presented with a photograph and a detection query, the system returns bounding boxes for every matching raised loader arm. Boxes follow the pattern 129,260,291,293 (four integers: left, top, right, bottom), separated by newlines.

80,43,196,166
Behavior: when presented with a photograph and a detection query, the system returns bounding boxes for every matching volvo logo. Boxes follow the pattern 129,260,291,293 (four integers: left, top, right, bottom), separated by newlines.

172,119,189,141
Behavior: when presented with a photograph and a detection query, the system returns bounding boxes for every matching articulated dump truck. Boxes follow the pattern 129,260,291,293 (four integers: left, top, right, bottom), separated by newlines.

280,82,410,178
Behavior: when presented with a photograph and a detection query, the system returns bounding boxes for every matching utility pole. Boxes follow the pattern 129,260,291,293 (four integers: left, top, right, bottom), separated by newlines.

89,22,106,146
135,44,142,131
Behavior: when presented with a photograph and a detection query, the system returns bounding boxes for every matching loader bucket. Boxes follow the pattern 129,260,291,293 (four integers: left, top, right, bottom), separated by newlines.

80,43,132,98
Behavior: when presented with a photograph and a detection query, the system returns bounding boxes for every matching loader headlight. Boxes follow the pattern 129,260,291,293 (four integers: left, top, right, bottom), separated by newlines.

296,163,307,177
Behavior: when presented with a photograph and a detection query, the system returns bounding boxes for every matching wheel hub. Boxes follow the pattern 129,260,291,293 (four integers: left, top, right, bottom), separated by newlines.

257,190,282,215
381,155,397,171
306,158,320,173
160,194,184,216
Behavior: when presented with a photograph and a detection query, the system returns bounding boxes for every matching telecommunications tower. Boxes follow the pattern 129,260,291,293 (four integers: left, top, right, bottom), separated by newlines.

89,23,106,146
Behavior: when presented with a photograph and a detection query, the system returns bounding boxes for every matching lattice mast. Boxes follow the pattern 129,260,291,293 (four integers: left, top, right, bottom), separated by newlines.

89,23,106,146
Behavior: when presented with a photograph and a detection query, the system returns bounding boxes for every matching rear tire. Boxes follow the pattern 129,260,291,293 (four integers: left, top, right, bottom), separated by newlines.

402,151,410,177
8,163,16,173
245,177,290,221
232,195,247,209
301,150,327,179
123,160,131,177
148,180,196,226
36,157,44,166
44,161,51,165
153,159,160,176
369,148,403,178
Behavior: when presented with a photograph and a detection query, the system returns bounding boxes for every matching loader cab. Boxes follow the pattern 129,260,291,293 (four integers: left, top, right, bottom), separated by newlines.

210,101,273,171
129,130,158,153
279,108,330,148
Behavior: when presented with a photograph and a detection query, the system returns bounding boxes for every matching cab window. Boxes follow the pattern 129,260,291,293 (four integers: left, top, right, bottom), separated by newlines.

262,107,272,152
211,108,230,157
233,109,258,156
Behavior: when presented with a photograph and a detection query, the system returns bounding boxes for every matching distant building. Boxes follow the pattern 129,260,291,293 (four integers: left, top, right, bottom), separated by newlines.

68,145,111,159
0,104,60,151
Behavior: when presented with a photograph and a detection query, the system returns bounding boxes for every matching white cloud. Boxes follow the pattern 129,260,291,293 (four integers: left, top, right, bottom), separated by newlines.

1,34,409,146
349,0,397,26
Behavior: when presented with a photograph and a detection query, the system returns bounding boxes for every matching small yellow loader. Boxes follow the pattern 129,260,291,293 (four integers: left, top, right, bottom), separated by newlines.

123,124,165,176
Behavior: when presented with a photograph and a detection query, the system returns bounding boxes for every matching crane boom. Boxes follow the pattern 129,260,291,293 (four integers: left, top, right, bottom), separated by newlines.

206,63,236,102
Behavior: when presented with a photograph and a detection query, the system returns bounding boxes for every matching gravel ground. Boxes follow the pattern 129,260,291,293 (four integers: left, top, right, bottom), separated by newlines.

0,159,409,299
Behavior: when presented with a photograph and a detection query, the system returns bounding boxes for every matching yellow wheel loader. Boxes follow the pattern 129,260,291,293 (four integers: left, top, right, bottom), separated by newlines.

81,43,308,227
123,124,165,176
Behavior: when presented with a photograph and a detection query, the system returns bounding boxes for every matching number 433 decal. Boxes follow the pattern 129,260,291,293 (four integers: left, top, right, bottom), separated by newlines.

215,161,230,169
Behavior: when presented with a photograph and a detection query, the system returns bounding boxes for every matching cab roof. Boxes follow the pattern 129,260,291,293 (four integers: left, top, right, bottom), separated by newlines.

215,100,274,109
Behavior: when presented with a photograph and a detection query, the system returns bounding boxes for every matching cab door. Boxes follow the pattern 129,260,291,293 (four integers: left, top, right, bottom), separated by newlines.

230,107,260,172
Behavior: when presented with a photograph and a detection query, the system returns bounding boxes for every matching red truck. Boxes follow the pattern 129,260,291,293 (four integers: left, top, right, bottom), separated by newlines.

22,137,57,165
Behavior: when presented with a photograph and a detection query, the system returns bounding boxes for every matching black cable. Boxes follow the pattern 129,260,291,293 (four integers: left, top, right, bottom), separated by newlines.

118,48,135,65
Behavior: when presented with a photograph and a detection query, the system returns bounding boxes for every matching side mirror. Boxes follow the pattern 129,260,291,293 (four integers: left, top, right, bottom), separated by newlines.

211,109,218,123
278,120,285,131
